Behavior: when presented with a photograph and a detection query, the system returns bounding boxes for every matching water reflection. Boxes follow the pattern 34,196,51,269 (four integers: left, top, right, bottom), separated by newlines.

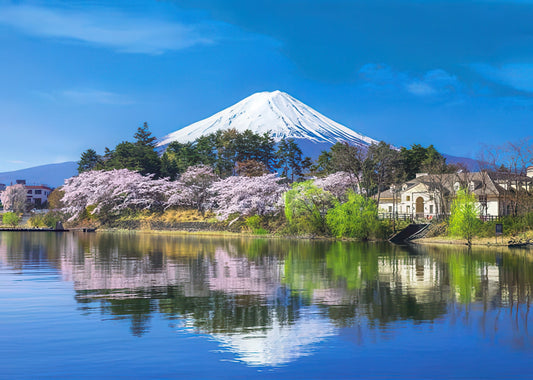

1,232,533,366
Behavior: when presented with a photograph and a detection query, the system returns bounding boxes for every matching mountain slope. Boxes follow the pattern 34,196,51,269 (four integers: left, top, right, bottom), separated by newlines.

0,161,77,188
157,91,378,152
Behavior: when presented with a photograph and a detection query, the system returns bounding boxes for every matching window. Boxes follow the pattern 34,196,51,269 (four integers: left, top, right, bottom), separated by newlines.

429,205,434,214
388,206,392,212
406,206,410,213
35,190,42,195
27,190,32,194
406,195,410,201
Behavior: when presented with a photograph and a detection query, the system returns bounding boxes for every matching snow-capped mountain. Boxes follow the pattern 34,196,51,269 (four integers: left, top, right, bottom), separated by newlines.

157,91,378,156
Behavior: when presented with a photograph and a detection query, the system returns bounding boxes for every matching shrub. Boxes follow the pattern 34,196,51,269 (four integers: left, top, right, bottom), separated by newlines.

326,191,378,240
246,215,268,235
2,212,21,227
28,214,46,228
28,212,63,229
284,181,335,235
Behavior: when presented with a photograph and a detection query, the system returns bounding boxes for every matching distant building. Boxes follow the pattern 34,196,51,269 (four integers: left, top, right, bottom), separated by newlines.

0,183,5,192
16,179,26,185
378,168,533,219
25,185,53,207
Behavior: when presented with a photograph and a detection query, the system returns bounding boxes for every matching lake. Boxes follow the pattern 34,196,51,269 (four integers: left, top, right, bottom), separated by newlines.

1,231,532,378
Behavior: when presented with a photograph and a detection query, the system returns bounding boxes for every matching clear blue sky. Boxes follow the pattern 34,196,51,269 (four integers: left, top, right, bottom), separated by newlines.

2,0,533,171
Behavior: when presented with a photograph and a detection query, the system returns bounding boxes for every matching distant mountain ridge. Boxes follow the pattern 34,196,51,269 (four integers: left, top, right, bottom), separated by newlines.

0,161,77,188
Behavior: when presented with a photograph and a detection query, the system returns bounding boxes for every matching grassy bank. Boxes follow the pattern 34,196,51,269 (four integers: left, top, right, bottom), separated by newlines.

415,227,533,248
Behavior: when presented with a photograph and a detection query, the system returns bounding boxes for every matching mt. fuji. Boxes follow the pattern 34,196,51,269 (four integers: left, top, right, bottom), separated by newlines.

157,91,378,157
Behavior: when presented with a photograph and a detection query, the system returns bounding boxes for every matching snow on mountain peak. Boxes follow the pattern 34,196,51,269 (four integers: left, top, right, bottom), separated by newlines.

157,91,378,149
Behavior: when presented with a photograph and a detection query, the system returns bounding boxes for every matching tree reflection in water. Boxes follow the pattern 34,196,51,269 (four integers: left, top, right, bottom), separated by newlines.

1,231,533,365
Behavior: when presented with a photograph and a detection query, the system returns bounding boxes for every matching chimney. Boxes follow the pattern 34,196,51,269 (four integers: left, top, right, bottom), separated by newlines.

415,173,428,178
527,166,533,178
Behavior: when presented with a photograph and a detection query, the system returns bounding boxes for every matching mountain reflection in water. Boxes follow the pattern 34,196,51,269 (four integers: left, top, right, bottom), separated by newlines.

1,231,532,367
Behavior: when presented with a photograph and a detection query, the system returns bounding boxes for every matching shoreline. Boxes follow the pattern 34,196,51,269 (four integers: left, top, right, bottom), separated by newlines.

95,228,349,241
4,225,532,251
413,236,532,250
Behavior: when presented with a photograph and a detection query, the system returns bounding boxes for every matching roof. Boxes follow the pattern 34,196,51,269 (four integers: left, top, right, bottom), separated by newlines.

377,170,532,202
25,185,52,190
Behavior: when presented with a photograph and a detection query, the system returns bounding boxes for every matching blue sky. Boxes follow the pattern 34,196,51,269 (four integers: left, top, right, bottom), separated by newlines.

1,0,533,171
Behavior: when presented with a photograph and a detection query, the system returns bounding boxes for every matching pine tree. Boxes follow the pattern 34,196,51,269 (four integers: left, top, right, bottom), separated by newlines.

78,149,101,173
134,122,157,147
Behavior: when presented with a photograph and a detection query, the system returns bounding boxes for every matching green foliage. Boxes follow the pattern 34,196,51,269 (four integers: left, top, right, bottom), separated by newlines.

448,188,481,246
363,141,402,199
477,212,533,237
28,211,63,228
245,215,268,235
284,181,334,235
134,122,157,147
316,140,401,199
162,129,278,179
78,149,101,173
2,212,20,227
76,127,302,182
399,144,446,180
107,141,161,176
326,191,379,240
276,138,310,181
85,123,161,177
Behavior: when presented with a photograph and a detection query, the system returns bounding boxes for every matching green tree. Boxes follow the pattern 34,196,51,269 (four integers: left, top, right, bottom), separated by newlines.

77,149,101,173
104,123,161,176
284,181,335,235
2,212,21,227
363,141,401,203
399,144,446,181
47,188,65,209
448,188,481,247
326,191,378,240
312,149,334,176
276,138,306,182
134,122,157,147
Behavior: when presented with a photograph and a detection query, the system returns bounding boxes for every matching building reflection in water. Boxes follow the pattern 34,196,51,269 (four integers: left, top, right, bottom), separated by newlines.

1,232,532,365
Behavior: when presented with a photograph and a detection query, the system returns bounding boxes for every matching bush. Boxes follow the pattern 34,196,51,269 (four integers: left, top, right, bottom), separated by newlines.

246,215,268,235
2,212,21,227
284,181,335,235
28,212,63,228
28,214,46,228
326,191,379,240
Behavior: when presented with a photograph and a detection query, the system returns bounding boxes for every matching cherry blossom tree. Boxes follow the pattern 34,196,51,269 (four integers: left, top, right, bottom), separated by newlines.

313,171,359,200
166,165,218,213
209,173,288,220
61,169,173,220
0,184,27,213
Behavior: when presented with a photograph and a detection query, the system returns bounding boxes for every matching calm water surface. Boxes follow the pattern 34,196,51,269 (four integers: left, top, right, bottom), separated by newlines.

1,231,532,378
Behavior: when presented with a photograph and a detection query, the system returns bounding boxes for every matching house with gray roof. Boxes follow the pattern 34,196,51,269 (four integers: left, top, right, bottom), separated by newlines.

378,167,533,219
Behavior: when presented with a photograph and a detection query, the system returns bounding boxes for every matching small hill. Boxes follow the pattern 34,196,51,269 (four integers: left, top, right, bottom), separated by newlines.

0,161,78,188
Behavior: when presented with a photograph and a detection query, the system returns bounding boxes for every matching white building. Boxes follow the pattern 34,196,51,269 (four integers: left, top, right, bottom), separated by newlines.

378,168,533,219
25,185,53,207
